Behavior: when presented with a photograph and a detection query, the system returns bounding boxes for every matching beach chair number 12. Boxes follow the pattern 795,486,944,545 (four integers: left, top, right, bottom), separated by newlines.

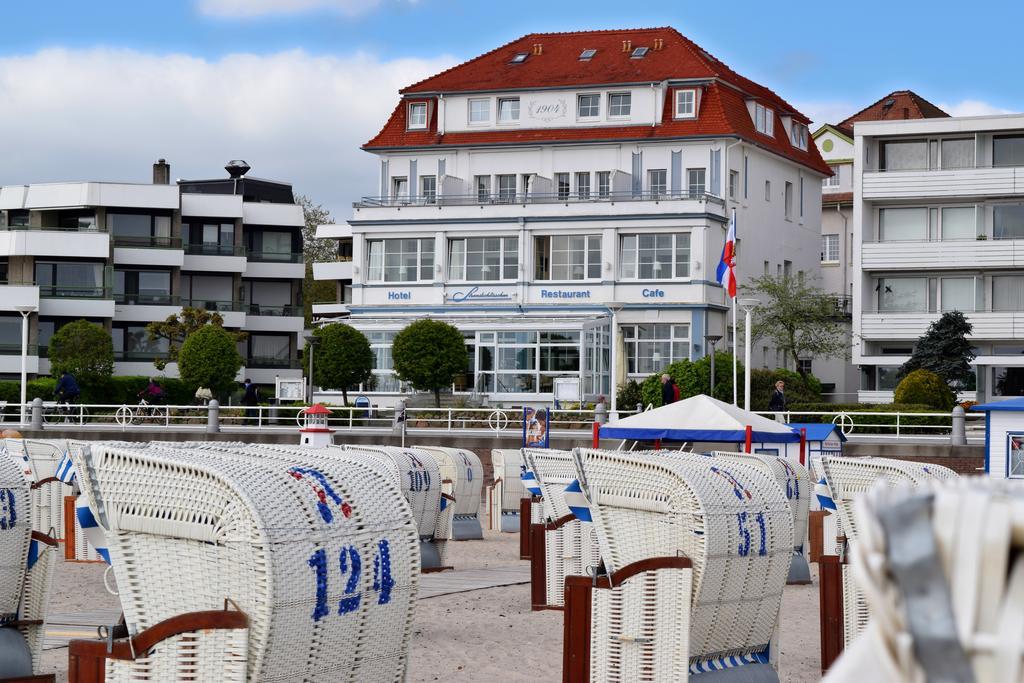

308,539,395,622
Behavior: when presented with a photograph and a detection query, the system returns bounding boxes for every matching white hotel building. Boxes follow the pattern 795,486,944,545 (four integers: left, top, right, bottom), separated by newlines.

853,115,1024,403
0,160,306,385
314,28,829,407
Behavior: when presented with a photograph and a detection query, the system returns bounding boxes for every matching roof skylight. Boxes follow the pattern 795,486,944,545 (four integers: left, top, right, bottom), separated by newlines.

631,46,649,59
510,52,529,64
579,48,597,61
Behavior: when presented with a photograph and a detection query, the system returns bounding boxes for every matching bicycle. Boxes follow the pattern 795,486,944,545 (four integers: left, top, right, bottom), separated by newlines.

41,398,87,425
114,399,169,426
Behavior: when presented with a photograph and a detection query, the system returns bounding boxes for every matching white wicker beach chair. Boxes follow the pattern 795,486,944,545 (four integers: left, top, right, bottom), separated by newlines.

415,446,484,540
710,451,812,584
489,449,528,532
522,448,601,609
826,478,1024,683
69,442,419,682
571,448,793,680
4,439,73,544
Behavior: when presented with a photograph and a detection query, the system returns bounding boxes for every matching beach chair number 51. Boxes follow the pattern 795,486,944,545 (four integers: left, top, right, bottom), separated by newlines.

736,511,768,557
308,539,395,622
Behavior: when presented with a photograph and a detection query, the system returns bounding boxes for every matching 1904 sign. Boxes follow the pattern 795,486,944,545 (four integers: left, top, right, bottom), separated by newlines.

527,99,568,122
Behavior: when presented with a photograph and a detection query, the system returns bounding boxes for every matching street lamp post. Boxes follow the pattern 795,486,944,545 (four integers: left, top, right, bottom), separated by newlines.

305,335,320,404
14,305,37,426
705,334,722,398
607,303,623,420
737,298,760,412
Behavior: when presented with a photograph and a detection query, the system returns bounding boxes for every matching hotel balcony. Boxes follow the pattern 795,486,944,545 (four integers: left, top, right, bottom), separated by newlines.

860,310,1024,340
351,189,727,222
243,304,304,332
0,282,40,312
182,243,248,272
312,258,353,281
0,343,39,374
243,251,304,279
0,225,109,259
862,238,1024,271
113,294,183,322
38,285,115,318
311,301,350,317
862,165,1024,200
113,235,185,267
181,299,246,328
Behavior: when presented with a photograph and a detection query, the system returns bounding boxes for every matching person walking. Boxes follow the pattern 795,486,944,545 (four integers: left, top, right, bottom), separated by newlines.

242,378,259,423
661,374,679,406
768,379,787,420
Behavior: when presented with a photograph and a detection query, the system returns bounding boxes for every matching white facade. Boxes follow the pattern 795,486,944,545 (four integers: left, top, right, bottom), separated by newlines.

853,114,1024,402
315,79,825,407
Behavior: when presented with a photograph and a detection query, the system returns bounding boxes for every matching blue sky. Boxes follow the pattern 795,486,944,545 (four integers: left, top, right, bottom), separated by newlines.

0,0,1020,214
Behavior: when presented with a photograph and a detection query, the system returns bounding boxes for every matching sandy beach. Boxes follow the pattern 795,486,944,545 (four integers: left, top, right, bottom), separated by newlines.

40,530,821,682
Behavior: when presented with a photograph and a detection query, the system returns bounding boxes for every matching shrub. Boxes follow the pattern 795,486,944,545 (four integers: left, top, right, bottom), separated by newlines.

894,369,955,411
640,353,745,407
309,323,373,405
616,380,644,411
178,326,244,397
391,319,467,408
49,319,114,385
749,368,822,411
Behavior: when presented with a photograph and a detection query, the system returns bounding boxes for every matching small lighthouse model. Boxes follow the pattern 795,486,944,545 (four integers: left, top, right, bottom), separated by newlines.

298,403,334,447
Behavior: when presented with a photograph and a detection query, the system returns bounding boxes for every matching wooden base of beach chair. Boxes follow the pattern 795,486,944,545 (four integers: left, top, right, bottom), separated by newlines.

67,606,248,683
0,676,56,682
818,555,845,673
519,497,533,559
808,510,828,563
422,566,454,573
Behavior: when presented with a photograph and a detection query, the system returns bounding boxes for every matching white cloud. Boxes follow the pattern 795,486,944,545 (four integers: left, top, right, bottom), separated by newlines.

937,99,1015,117
0,48,454,218
197,0,402,18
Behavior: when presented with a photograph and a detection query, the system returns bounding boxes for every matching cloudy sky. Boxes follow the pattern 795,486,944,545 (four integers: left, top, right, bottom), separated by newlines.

1,0,1020,218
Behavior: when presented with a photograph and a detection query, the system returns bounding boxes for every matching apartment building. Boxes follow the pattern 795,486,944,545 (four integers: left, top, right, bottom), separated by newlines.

853,114,1024,403
313,28,829,407
0,159,305,386
813,91,949,400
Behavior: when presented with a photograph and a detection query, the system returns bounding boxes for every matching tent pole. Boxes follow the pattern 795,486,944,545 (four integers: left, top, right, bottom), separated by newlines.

799,428,807,466
744,425,752,453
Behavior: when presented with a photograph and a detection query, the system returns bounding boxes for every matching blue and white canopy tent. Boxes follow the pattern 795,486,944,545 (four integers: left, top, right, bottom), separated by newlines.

600,394,800,447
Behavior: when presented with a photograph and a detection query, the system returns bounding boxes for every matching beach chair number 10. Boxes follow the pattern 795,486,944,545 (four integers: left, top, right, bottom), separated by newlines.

308,539,395,622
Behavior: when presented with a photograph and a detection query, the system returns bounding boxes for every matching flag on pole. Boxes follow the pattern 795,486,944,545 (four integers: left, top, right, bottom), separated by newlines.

716,209,737,298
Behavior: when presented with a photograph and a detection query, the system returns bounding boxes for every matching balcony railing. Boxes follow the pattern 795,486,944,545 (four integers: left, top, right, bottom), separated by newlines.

247,304,302,317
0,224,103,232
0,343,38,356
182,299,243,312
827,295,852,317
247,250,303,263
184,243,246,257
246,355,302,369
113,235,182,249
39,285,111,299
355,190,726,208
115,293,180,306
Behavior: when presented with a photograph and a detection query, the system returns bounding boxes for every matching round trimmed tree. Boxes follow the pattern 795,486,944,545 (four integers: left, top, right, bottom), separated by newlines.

309,323,373,405
178,325,244,397
391,319,467,407
49,319,114,386
894,369,955,411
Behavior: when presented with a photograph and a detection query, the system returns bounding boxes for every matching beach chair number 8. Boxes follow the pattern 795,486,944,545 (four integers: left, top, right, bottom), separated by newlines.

308,540,393,621
736,512,768,557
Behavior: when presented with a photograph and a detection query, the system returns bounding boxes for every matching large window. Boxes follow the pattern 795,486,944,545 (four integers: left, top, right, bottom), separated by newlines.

366,238,434,282
994,276,1024,312
248,230,296,261
622,324,691,375
880,139,927,171
246,334,292,367
994,205,1024,240
35,261,105,297
609,92,631,117
496,174,516,202
534,235,601,280
877,277,927,312
879,207,927,241
113,324,169,361
476,330,581,394
497,97,520,123
940,138,974,169
114,270,172,305
187,222,235,255
821,234,839,263
366,331,402,392
940,277,975,312
994,135,1024,168
994,369,1024,398
941,207,976,240
620,234,690,279
648,169,667,197
448,236,518,281
577,94,600,118
687,168,706,196
468,98,490,124
107,212,171,247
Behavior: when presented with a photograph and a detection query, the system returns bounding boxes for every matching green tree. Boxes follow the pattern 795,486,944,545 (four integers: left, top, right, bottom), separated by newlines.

742,275,849,378
391,319,467,407
297,194,339,325
894,369,955,411
308,323,373,405
178,326,244,396
898,311,975,391
49,319,114,386
640,353,744,407
146,308,247,371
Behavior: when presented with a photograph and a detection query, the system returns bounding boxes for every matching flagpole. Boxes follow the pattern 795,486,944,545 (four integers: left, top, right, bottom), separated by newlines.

732,295,738,406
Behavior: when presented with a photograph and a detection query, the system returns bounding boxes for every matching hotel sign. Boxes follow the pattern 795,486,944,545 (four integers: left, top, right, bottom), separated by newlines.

446,286,515,303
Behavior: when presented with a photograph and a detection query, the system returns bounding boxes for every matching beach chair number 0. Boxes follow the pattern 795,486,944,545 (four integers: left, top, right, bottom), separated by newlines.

736,511,768,557
307,539,395,622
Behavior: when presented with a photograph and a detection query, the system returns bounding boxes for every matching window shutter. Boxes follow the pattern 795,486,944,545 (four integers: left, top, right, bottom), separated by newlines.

709,149,721,196
408,160,417,198
380,160,389,197
670,151,682,196
631,151,643,197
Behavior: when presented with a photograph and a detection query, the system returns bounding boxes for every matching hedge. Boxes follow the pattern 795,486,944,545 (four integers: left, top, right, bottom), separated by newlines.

0,376,197,406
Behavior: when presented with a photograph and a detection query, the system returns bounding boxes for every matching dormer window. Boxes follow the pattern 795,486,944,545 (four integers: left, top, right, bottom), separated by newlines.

579,49,597,61
510,52,529,64
674,89,696,119
790,121,808,150
754,103,774,136
631,46,649,59
407,102,427,130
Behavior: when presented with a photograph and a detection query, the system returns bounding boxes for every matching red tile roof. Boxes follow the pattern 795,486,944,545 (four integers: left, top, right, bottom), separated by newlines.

834,90,949,137
365,28,831,176
822,191,853,205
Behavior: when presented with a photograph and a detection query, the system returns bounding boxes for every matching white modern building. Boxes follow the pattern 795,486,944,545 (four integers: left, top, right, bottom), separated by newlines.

314,28,829,407
853,113,1024,403
813,91,949,400
0,160,305,385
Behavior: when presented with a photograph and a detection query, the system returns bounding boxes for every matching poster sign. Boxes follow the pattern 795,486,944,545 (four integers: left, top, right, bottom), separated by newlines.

276,377,305,401
523,406,550,449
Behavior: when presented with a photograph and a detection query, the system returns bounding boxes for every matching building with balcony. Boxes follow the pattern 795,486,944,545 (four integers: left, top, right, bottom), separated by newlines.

313,28,830,407
853,113,1024,403
813,91,949,400
0,159,305,386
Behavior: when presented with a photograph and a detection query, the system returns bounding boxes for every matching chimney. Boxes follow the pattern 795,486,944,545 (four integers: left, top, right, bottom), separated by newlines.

533,43,543,55
225,160,251,178
152,158,170,185
622,40,632,53
902,107,910,119
654,38,664,50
